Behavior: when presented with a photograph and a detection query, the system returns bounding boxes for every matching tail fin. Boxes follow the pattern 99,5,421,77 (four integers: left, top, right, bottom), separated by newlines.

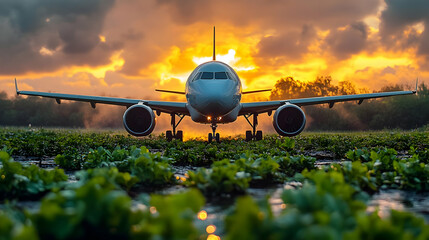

213,26,216,61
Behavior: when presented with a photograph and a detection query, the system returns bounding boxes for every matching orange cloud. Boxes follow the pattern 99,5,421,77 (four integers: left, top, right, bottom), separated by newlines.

1,0,429,136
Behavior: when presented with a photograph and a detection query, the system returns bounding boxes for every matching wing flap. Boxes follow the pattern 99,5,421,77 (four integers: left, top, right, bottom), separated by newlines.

15,80,189,115
17,90,140,106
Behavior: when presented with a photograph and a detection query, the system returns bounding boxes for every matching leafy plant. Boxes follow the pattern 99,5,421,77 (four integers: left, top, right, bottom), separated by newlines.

73,168,140,192
185,159,251,195
0,152,67,200
57,146,176,187
30,178,205,240
133,189,205,239
0,208,38,240
276,154,316,177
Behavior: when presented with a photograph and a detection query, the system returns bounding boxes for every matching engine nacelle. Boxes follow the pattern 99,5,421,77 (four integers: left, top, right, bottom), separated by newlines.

123,104,155,136
273,104,306,137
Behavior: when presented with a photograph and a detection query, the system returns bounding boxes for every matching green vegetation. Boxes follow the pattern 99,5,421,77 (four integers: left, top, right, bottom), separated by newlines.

185,153,316,196
2,128,428,161
56,146,176,188
225,172,429,240
0,152,67,200
1,180,206,240
1,129,429,238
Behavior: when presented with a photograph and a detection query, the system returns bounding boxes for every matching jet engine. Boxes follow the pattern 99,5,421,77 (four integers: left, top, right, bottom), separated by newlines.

123,104,156,136
273,104,306,137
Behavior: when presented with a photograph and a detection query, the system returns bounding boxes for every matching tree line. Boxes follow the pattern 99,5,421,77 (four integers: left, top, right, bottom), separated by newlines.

0,92,123,128
271,76,429,131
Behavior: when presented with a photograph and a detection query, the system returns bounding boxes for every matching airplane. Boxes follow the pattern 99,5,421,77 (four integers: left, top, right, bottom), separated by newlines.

15,27,417,143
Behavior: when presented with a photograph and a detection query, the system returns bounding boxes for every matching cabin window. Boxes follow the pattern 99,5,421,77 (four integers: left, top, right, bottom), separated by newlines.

215,72,228,79
201,72,214,79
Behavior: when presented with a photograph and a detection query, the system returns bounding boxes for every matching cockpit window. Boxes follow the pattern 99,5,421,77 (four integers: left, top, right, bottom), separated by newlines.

196,71,234,80
192,72,202,81
215,72,228,79
201,72,214,79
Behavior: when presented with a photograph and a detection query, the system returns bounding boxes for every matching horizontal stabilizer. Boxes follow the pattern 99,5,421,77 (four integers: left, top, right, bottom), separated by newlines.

242,89,271,94
155,89,186,95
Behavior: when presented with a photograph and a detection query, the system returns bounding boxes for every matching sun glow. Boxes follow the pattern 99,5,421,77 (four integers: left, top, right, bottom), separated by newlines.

78,50,124,79
99,35,106,43
192,49,256,72
198,210,208,220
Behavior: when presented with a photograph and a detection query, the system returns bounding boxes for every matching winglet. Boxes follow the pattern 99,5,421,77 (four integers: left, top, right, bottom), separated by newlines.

414,78,418,94
15,78,20,95
213,26,216,61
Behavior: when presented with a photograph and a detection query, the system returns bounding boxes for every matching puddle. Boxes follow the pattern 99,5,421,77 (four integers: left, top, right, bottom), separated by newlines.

367,189,429,221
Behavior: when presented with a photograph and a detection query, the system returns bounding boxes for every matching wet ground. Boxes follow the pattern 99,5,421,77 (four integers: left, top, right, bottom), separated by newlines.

4,154,429,235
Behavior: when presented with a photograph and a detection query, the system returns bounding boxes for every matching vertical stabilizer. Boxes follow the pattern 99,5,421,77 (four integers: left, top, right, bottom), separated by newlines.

213,26,216,61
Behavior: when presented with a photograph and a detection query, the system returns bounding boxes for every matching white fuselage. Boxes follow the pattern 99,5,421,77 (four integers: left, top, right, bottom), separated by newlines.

185,61,242,124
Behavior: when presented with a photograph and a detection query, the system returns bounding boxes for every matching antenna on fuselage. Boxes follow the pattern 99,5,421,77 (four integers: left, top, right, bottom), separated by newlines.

213,26,216,61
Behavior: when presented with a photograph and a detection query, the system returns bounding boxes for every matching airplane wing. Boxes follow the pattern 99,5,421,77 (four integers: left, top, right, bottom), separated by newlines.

15,79,189,115
240,89,416,115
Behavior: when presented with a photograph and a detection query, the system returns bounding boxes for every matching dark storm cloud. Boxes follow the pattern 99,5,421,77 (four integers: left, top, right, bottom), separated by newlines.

157,0,380,28
157,0,213,25
325,22,369,59
380,0,429,36
256,25,317,60
380,0,429,58
0,0,117,74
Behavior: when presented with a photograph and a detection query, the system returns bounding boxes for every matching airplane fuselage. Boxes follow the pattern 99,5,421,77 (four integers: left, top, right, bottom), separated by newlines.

186,61,242,124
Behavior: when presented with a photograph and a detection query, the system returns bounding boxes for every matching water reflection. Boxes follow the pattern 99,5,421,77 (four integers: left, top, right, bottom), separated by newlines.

367,189,429,221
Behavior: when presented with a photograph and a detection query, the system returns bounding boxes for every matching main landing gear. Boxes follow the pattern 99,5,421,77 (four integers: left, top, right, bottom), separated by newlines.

166,113,184,141
208,122,220,143
244,113,263,141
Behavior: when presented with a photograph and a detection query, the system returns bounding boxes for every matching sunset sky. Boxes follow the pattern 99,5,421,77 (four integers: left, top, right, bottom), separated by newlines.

0,0,428,135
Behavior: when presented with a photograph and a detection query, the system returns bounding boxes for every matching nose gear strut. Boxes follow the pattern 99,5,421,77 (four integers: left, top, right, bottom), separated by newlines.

208,122,220,143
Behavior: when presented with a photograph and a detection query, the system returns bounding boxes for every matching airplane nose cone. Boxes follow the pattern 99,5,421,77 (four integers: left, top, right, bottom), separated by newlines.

203,96,232,115
191,80,238,116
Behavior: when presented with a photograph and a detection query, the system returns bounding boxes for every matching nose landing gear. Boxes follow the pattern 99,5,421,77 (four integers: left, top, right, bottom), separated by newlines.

208,122,220,143
244,113,263,141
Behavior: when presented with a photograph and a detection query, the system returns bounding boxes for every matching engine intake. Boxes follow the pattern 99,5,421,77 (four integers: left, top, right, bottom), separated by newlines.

273,104,306,137
123,104,155,136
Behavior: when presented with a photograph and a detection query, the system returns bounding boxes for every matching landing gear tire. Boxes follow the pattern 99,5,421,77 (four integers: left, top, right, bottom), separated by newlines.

166,130,173,141
244,113,263,141
245,131,253,142
167,113,185,142
176,130,183,141
255,130,263,141
215,133,220,143
208,133,213,143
